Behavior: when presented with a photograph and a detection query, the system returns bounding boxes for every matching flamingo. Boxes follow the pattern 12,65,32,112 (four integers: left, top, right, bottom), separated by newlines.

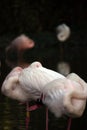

5,34,35,68
56,23,71,42
1,61,87,118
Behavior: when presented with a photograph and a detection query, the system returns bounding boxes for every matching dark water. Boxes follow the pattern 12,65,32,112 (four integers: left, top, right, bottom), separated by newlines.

0,93,68,130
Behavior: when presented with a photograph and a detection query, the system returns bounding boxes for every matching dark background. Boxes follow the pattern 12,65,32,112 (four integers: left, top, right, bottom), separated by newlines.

0,0,87,34
0,0,87,130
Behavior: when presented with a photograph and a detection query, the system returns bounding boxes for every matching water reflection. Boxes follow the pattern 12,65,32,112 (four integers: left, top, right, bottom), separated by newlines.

0,94,25,130
0,94,68,130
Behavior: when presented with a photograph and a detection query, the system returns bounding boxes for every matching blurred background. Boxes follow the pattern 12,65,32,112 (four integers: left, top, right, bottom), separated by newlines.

0,0,87,130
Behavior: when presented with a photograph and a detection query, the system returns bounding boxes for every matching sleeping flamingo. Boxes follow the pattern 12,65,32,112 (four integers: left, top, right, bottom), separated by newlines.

5,34,35,68
56,23,71,42
1,61,87,118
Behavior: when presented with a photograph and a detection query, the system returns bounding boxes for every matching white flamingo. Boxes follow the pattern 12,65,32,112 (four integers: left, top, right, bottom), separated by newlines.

56,23,71,42
1,61,87,118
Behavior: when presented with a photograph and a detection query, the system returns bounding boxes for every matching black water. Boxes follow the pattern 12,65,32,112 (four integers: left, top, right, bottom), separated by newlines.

0,93,68,130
